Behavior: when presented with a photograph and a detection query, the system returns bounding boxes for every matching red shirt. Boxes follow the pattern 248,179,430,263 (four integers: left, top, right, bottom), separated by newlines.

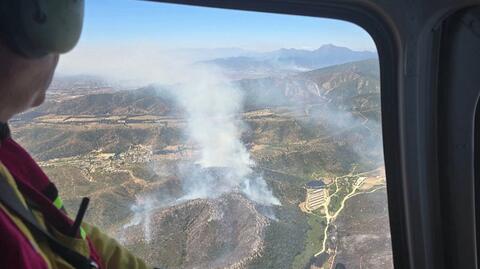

0,208,49,269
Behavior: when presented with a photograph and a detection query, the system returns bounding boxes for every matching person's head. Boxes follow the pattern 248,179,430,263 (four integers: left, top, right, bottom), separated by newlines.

0,0,85,122
0,39,59,122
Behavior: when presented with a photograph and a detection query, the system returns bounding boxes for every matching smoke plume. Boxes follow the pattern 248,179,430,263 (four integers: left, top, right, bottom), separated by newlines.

171,63,280,206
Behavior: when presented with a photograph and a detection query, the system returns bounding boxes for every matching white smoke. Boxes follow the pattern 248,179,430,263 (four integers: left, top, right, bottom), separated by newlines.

121,195,156,243
241,177,281,206
175,65,251,172
172,63,280,206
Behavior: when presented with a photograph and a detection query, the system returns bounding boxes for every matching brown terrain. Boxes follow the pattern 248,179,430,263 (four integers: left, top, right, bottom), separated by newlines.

120,194,269,269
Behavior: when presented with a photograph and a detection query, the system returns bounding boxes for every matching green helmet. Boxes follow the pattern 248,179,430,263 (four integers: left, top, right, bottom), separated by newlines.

0,0,85,58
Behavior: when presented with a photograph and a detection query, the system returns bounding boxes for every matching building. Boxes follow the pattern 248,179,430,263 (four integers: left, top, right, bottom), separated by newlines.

305,179,328,211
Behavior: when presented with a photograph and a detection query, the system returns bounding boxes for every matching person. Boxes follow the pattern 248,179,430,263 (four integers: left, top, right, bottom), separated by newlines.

0,4,155,269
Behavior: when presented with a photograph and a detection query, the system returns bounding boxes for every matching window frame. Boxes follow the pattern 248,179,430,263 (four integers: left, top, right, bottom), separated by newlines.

438,6,480,268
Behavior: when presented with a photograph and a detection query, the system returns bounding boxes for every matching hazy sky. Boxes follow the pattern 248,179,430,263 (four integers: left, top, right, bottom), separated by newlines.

79,0,376,51
57,0,377,76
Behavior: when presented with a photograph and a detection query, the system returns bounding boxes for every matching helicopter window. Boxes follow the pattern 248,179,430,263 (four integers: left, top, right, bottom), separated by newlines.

12,1,393,268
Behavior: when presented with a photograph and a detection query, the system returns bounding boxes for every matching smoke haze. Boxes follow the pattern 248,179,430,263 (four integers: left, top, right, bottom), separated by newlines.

62,44,282,240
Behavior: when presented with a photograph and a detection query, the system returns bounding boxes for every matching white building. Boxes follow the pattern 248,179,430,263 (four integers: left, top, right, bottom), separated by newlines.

305,180,328,211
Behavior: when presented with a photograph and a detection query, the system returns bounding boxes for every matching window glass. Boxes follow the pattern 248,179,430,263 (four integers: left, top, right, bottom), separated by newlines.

13,1,393,268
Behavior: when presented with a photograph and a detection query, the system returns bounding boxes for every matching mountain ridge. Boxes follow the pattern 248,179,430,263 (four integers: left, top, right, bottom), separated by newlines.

204,44,377,79
19,59,379,121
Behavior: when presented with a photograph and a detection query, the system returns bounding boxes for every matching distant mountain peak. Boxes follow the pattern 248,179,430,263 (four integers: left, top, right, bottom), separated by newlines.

318,43,338,49
314,44,351,52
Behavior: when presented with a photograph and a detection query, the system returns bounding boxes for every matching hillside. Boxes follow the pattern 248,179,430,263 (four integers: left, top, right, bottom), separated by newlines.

120,194,269,269
19,87,177,120
239,59,380,119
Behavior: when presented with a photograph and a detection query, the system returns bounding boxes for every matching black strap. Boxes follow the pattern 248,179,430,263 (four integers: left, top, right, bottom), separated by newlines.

42,182,59,203
0,175,98,269
0,122,10,143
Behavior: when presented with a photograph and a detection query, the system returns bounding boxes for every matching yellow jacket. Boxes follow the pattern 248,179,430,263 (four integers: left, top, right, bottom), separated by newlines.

0,162,152,269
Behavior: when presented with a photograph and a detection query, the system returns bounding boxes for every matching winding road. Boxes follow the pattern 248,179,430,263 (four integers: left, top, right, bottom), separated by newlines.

313,168,385,258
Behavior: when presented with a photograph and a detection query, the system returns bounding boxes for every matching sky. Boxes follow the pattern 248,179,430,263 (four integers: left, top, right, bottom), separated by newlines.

57,0,377,76
78,0,376,52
